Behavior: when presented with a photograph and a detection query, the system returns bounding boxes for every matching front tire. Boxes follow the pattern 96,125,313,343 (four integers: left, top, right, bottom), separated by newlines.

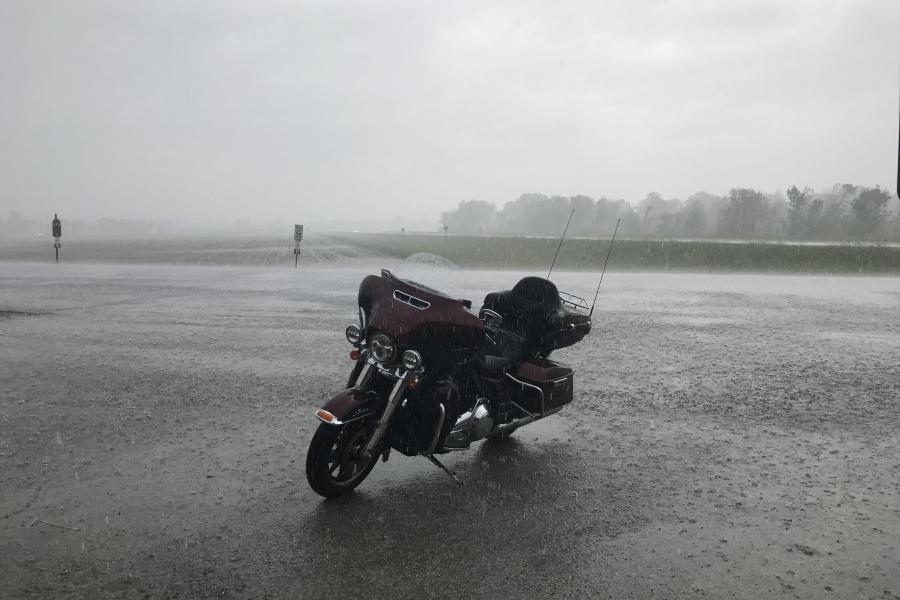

306,418,379,498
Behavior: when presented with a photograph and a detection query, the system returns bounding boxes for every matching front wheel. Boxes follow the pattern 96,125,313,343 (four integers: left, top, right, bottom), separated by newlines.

305,418,379,498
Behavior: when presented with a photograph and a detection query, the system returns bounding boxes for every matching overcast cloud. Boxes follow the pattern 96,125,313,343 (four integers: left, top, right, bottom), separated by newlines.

1,0,898,226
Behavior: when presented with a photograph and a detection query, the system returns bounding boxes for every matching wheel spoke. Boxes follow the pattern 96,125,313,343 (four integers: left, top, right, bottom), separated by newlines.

319,422,375,485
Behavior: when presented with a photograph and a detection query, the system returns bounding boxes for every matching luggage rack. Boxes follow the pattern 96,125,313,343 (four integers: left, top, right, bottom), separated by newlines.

558,290,589,315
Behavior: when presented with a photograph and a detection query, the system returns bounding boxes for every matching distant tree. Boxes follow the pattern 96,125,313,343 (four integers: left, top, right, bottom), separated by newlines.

890,213,900,241
685,192,727,233
837,183,859,200
618,204,641,236
890,195,900,241
786,185,813,239
637,192,664,235
682,200,708,237
497,193,547,234
638,192,688,238
718,188,771,238
436,185,893,241
639,191,663,222
805,198,824,238
1,210,41,238
850,186,891,239
656,210,684,238
439,200,496,235
818,200,848,240
569,195,596,236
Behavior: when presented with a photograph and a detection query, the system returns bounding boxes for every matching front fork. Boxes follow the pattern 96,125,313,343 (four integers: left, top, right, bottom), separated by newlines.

361,375,408,459
329,356,418,460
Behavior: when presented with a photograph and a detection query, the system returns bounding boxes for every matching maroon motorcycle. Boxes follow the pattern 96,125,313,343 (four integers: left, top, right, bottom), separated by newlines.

305,254,595,497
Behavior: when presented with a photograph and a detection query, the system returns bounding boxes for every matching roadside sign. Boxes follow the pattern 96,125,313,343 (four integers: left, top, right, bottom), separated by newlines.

52,214,62,262
293,224,304,268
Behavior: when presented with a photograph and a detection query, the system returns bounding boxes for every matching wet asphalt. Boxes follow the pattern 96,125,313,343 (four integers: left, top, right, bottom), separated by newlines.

1,262,899,599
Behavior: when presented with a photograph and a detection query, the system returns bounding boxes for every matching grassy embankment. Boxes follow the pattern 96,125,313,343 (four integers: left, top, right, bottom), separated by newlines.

333,233,900,274
1,232,898,273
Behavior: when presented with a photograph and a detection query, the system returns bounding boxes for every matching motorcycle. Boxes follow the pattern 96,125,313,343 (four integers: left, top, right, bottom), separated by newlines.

304,253,598,498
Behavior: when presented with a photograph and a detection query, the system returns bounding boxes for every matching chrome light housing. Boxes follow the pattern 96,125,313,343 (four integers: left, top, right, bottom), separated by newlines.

345,324,363,345
369,332,396,364
401,349,423,371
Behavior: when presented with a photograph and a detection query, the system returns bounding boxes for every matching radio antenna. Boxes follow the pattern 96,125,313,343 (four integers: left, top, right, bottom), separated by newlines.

589,218,620,318
547,209,575,279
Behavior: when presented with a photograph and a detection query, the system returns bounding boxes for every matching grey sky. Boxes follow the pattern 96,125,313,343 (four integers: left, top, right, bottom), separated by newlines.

1,0,898,226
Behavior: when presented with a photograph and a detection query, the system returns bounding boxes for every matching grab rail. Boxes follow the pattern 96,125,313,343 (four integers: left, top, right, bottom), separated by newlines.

504,372,546,417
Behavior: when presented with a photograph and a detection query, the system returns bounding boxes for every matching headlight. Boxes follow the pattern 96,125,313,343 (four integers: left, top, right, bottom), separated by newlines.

402,349,423,371
345,324,363,344
369,332,396,363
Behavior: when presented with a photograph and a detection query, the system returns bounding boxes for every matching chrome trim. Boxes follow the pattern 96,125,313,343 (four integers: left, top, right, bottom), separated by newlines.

504,372,546,416
315,412,341,426
559,289,589,314
478,308,503,326
372,362,405,379
362,375,408,458
354,359,375,388
442,397,490,450
510,400,537,420
427,403,446,455
471,403,493,440
489,405,564,438
393,289,430,310
369,333,396,364
402,349,423,371
315,409,376,427
345,323,363,344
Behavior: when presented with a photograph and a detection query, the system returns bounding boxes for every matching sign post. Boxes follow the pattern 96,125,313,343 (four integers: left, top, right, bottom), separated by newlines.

51,214,62,263
293,224,304,268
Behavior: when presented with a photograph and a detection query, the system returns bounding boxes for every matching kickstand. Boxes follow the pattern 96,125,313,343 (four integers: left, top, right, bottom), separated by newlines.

426,454,463,486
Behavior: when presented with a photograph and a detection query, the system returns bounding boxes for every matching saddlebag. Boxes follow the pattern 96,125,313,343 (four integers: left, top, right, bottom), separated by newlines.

511,358,574,415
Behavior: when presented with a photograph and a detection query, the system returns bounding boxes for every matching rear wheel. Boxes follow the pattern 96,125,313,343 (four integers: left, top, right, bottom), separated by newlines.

306,417,379,498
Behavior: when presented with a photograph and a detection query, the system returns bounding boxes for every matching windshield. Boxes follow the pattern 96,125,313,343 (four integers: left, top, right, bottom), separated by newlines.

392,253,470,304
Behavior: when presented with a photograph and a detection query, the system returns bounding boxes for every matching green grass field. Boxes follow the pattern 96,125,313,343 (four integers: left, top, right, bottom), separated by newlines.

2,232,898,273
334,233,900,274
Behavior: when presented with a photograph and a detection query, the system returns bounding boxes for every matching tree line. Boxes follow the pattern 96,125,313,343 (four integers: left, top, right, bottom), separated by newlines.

439,185,900,242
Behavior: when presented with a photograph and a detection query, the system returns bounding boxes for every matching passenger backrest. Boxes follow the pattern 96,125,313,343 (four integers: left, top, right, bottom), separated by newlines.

482,277,565,356
511,277,562,309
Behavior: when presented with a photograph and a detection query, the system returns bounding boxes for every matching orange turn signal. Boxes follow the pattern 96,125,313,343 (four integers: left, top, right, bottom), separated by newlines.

350,348,360,360
406,378,417,389
316,409,336,423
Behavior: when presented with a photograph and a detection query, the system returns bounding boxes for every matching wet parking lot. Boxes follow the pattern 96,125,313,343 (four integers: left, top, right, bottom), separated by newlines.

1,262,899,599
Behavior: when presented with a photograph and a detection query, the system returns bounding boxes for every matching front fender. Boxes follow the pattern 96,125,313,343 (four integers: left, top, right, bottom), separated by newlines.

314,388,376,426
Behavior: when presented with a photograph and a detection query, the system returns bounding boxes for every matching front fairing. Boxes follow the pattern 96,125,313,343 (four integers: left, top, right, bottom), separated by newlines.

358,270,483,367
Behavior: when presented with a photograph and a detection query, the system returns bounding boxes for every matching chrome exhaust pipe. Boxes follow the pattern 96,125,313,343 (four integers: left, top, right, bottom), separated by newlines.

489,405,564,438
489,415,535,438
